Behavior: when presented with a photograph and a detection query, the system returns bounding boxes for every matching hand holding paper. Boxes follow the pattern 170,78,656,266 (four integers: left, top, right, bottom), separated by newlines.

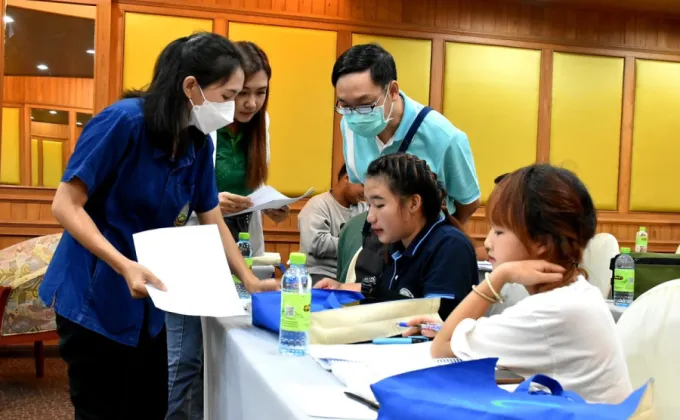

226,186,314,218
133,225,246,318
120,261,166,299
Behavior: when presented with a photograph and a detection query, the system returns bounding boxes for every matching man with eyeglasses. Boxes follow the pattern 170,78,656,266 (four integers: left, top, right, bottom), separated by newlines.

332,43,481,223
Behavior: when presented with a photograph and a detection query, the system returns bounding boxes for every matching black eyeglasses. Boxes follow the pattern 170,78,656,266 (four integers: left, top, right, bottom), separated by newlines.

335,85,390,116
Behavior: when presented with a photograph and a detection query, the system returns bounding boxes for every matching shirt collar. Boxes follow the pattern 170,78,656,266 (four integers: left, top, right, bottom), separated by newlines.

390,91,418,145
218,126,243,143
390,215,446,260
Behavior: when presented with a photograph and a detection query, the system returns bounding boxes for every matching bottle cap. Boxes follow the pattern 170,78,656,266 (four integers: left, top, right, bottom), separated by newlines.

621,247,631,254
289,252,307,265
238,232,250,241
639,226,646,232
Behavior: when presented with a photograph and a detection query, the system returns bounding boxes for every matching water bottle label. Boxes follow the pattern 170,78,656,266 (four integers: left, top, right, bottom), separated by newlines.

636,236,648,247
614,268,635,293
281,292,311,332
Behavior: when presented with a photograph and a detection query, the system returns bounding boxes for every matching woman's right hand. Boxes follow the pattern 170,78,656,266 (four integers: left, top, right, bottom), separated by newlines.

218,192,253,215
313,278,343,290
121,261,166,299
495,260,565,287
402,316,442,339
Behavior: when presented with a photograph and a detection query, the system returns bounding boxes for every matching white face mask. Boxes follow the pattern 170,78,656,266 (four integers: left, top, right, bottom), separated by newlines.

189,87,235,134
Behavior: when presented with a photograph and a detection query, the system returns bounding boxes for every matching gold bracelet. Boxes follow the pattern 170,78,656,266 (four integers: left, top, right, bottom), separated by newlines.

485,273,504,304
472,285,497,304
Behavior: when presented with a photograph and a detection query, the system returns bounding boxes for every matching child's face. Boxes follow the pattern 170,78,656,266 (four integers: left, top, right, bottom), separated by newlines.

484,225,531,269
364,176,412,244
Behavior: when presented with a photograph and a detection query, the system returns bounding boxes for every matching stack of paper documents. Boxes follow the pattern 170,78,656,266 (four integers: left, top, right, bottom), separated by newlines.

310,343,461,406
226,186,314,217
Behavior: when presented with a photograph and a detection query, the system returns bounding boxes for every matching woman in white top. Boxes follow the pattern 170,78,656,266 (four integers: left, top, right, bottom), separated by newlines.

407,164,632,404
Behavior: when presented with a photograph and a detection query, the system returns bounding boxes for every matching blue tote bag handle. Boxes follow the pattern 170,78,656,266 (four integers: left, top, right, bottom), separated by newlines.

514,374,585,402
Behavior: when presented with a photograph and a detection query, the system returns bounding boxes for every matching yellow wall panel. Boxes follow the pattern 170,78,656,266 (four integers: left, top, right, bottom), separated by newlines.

443,43,541,202
42,140,63,188
31,138,39,186
630,60,680,212
0,107,21,184
229,23,337,195
351,34,432,105
550,53,624,210
123,13,213,90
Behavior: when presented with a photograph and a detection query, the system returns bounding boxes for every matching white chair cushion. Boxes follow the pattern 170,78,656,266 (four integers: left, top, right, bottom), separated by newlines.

582,233,620,298
617,279,680,419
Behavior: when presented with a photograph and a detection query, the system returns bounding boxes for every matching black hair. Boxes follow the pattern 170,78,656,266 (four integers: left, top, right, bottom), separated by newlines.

331,43,397,87
494,173,508,184
337,164,348,181
124,32,244,156
365,153,464,232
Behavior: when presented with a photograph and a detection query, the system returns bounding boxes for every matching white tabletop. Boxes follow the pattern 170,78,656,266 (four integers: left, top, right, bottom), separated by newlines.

202,316,356,420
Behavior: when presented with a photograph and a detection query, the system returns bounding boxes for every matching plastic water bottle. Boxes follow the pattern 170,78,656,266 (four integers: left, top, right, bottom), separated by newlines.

279,252,311,356
236,232,252,258
613,247,635,307
635,227,648,253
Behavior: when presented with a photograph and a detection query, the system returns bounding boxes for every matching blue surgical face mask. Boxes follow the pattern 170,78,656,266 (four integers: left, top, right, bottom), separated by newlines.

344,89,395,138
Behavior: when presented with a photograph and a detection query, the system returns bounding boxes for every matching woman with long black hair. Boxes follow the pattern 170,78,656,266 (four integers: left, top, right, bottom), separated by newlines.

39,33,277,420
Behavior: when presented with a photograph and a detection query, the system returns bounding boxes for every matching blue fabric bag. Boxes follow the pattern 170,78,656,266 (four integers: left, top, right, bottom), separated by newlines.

371,358,650,420
251,289,364,333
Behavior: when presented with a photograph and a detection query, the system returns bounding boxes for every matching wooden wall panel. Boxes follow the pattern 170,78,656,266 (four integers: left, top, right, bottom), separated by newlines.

0,107,21,185
443,43,541,203
30,122,69,140
124,0,680,53
123,13,214,91
0,187,61,251
629,59,680,212
3,76,94,110
3,0,680,257
550,53,624,210
229,22,337,196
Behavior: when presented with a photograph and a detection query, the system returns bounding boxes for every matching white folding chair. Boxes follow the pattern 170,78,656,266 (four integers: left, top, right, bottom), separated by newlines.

617,279,680,419
582,233,620,298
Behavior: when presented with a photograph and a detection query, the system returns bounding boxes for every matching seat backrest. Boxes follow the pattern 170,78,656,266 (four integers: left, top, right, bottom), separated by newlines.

344,247,362,284
617,279,680,419
0,233,62,286
582,233,620,298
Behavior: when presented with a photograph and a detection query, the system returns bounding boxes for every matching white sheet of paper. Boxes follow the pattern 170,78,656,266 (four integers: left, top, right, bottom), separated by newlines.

295,385,377,420
310,342,433,364
226,186,314,217
133,225,246,318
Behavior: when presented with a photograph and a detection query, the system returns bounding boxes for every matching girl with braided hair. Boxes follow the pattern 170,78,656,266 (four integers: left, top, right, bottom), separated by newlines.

315,153,478,319
407,164,632,404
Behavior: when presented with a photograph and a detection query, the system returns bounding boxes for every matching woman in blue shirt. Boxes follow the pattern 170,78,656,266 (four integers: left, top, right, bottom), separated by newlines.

39,33,277,420
316,153,477,319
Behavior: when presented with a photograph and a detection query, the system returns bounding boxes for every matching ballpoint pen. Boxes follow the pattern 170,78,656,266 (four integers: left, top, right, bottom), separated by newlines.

396,322,442,332
372,337,429,344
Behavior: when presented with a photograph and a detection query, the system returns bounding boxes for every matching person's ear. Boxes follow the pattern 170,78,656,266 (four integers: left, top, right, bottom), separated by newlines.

183,76,198,102
388,81,400,100
409,194,422,214
531,241,550,259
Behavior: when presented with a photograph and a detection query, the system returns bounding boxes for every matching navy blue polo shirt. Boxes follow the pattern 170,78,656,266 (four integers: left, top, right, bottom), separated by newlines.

378,216,477,318
39,98,219,346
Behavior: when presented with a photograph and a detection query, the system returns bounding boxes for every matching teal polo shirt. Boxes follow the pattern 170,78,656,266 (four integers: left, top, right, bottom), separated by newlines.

340,91,480,213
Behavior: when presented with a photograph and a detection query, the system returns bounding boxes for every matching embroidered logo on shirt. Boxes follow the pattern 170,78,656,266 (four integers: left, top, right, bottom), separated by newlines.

174,202,190,227
399,288,414,298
